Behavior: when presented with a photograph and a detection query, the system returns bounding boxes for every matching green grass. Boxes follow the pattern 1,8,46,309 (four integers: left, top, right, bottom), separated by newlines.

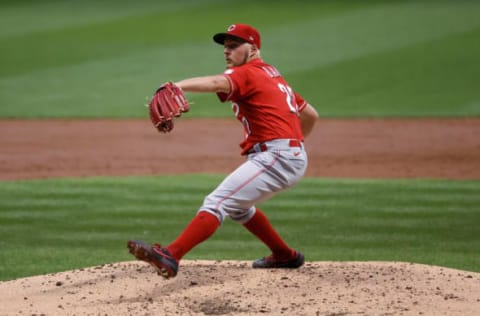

288,27,480,117
1,0,479,118
1,175,479,281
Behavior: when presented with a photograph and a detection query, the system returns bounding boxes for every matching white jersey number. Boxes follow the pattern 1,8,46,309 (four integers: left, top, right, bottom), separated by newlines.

232,102,251,138
278,83,298,114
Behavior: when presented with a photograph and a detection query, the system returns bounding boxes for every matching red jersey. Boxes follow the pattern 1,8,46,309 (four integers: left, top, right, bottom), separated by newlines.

217,59,308,155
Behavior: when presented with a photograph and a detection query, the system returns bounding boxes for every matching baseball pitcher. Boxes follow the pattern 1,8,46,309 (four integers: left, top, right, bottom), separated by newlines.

128,23,319,278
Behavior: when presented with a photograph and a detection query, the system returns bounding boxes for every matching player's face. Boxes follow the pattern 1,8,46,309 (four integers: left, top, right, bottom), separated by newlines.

223,39,251,67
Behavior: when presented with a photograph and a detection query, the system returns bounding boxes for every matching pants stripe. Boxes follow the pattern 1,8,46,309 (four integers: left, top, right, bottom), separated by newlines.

214,152,280,211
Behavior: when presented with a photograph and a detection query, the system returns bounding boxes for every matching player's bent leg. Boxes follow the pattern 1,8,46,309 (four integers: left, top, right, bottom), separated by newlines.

199,152,306,269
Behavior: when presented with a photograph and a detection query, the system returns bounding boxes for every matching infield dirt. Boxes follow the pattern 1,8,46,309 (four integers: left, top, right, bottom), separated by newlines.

1,118,479,315
1,118,479,180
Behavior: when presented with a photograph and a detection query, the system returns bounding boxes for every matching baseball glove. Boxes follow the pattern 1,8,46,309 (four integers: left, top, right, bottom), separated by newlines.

148,82,190,133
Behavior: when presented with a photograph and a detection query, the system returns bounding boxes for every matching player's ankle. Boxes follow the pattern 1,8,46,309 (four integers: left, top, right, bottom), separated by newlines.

273,249,296,261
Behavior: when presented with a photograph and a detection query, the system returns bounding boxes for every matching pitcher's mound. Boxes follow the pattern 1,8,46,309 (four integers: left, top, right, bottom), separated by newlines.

1,260,479,315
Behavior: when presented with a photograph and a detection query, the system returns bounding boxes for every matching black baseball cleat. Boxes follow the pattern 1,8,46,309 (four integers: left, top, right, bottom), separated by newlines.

127,240,179,278
252,251,305,269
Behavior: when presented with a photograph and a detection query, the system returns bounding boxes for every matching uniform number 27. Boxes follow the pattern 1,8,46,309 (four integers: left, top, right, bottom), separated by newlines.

278,83,298,114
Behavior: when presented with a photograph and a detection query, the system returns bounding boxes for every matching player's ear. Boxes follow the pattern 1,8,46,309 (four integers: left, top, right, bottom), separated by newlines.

249,44,259,57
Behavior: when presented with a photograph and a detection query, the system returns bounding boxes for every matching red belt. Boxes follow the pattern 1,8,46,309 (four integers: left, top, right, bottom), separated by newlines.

288,139,302,147
250,139,302,153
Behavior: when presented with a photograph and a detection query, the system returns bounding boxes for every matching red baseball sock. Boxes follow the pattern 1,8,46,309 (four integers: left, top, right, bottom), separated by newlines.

243,208,294,260
166,211,219,261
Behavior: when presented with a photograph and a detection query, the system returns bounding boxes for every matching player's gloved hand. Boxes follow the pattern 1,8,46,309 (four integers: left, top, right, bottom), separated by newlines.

148,82,190,133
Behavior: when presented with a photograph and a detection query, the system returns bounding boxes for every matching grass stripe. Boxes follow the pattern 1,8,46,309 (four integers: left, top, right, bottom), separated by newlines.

2,1,479,118
288,26,480,116
0,1,356,78
0,0,222,38
266,1,480,73
0,175,479,280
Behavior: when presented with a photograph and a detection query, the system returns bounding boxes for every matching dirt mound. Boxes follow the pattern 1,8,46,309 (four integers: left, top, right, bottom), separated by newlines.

1,261,479,315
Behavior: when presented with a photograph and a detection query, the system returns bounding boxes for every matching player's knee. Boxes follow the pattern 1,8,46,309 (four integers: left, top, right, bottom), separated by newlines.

201,192,255,224
223,206,255,224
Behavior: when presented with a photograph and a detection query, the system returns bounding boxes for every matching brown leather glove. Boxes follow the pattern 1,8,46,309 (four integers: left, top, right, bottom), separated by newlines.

149,82,190,133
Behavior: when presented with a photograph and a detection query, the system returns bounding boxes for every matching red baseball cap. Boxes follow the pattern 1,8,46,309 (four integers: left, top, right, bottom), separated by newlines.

213,23,261,49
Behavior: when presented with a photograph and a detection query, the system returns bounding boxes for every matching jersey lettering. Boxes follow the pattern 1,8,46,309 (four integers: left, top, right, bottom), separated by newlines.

262,66,281,78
